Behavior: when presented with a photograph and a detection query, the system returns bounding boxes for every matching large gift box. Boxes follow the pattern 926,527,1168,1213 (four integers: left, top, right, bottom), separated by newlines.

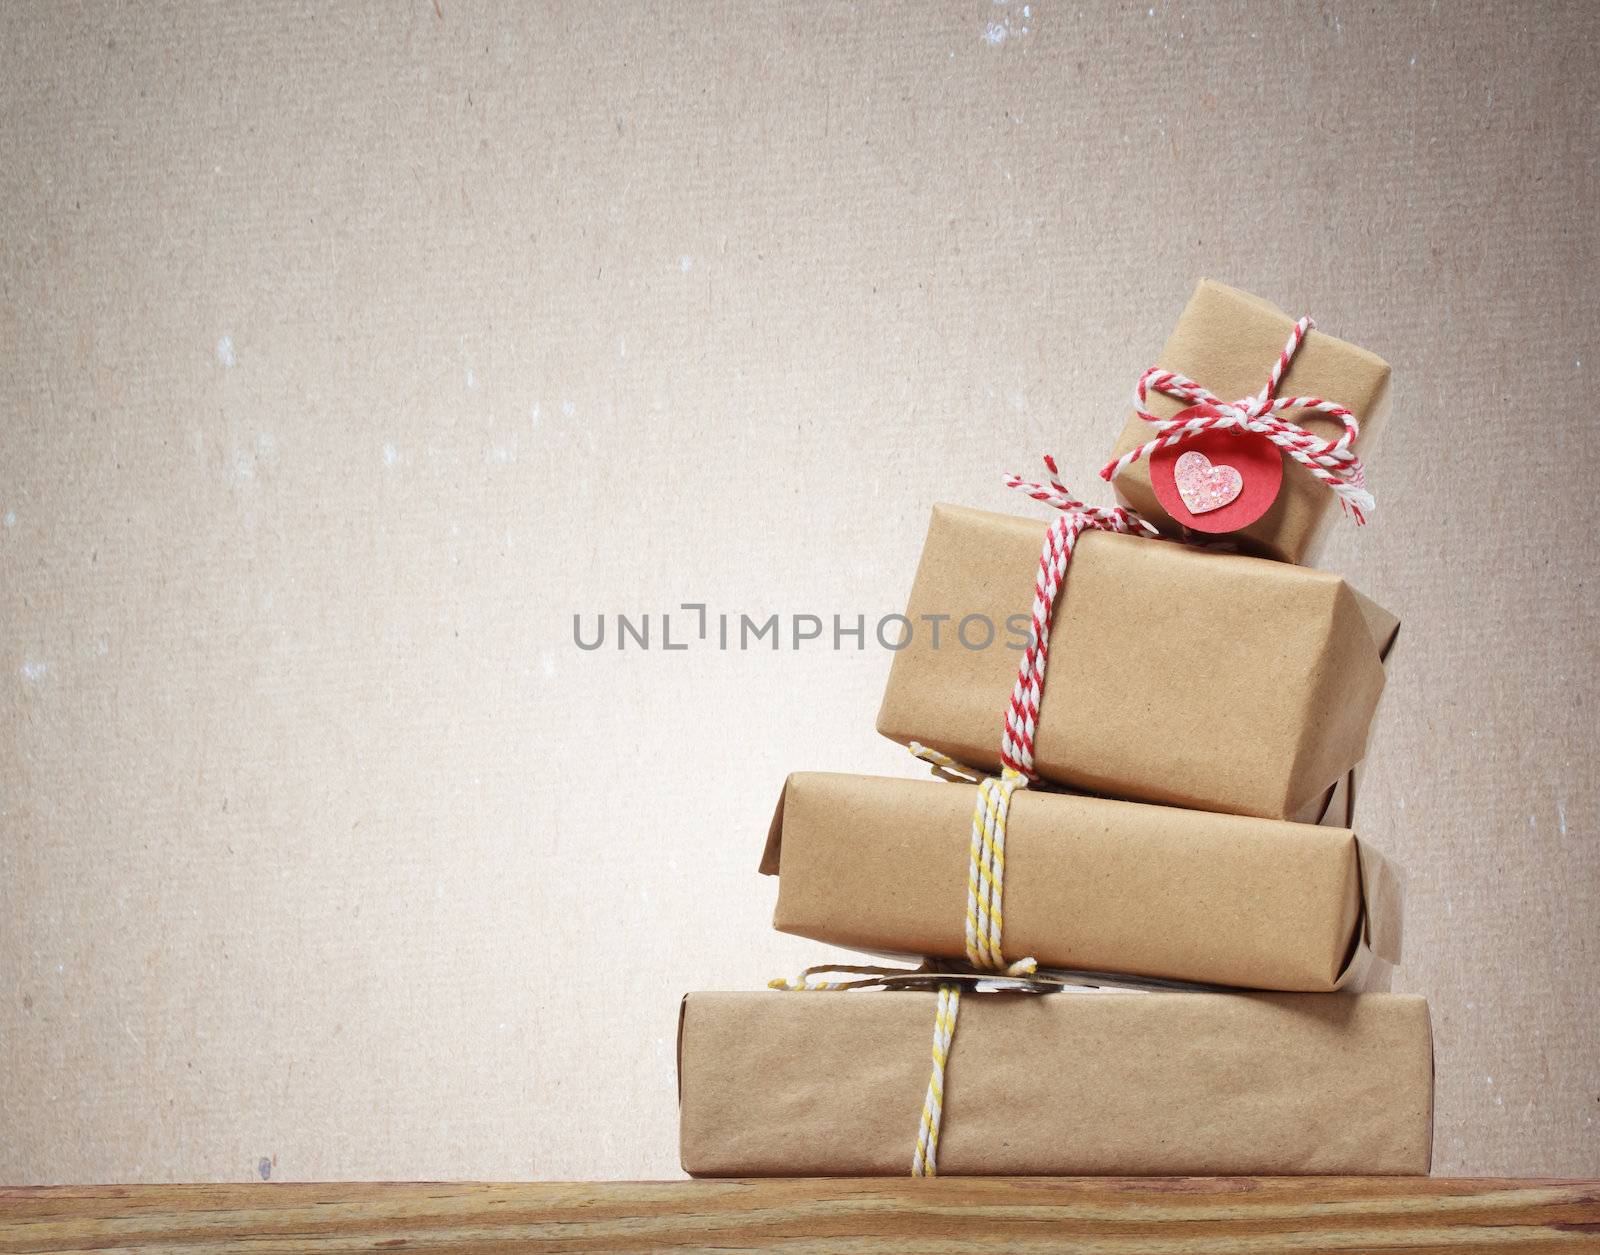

876,504,1399,822
678,990,1433,1177
1105,278,1392,565
763,771,1401,992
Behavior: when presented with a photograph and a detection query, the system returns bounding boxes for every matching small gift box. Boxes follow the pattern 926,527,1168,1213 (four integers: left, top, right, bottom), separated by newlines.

1104,279,1392,565
678,990,1434,1176
875,504,1398,822
763,771,1402,993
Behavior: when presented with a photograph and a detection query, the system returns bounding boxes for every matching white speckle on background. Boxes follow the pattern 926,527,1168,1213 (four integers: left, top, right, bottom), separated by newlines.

540,652,556,678
561,400,576,418
20,661,49,682
679,254,693,272
1409,55,1417,67
216,334,236,367
490,445,514,464
95,638,109,657
530,403,542,429
3,511,14,527
465,368,477,390
383,443,400,466
1557,799,1568,837
983,6,1030,47
618,334,627,359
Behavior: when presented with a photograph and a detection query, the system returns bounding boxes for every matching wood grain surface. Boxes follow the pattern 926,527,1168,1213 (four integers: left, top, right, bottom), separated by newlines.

2,1179,1598,1254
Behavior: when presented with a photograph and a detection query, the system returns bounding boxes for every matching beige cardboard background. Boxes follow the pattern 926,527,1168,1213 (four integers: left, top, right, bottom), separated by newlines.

2,1,1595,1182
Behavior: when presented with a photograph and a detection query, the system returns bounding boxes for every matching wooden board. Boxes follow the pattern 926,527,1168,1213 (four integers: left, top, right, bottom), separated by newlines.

2,1179,1597,1253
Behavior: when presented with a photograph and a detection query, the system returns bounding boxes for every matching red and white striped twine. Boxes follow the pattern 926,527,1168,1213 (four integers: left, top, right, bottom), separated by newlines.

999,457,1159,779
1097,317,1376,522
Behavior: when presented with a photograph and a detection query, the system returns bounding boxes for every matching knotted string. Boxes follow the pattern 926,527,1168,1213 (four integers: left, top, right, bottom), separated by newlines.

1098,316,1375,521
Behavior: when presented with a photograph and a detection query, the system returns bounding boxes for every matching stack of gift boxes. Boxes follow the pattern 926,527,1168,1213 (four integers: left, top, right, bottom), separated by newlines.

677,279,1433,1177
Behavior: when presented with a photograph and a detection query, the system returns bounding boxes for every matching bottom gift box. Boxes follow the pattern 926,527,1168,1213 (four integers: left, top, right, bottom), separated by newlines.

678,989,1433,1177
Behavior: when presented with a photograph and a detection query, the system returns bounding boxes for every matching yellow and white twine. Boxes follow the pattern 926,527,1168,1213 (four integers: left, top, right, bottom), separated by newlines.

903,743,1037,1175
910,982,961,1176
770,746,1039,1175
911,744,1038,978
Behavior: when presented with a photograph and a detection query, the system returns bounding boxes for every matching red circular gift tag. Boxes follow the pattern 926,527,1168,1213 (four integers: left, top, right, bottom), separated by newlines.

1148,409,1284,534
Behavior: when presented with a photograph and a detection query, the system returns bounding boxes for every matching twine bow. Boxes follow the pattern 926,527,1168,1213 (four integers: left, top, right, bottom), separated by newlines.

1098,316,1375,521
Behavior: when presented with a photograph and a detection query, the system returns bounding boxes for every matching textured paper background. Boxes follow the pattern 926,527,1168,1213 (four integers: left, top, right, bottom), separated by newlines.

2,1,1595,1181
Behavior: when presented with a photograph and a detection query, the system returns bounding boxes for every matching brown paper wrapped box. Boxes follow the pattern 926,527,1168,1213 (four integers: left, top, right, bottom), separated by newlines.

678,990,1433,1176
876,504,1399,821
1106,279,1392,565
763,771,1402,992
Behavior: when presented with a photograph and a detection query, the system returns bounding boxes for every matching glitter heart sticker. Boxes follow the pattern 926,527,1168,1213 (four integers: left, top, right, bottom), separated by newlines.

1147,413,1284,534
1173,450,1243,515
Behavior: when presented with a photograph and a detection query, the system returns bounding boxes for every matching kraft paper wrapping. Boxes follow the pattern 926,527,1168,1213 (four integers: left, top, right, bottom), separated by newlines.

762,772,1403,992
876,505,1398,821
678,990,1434,1177
1106,279,1393,565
